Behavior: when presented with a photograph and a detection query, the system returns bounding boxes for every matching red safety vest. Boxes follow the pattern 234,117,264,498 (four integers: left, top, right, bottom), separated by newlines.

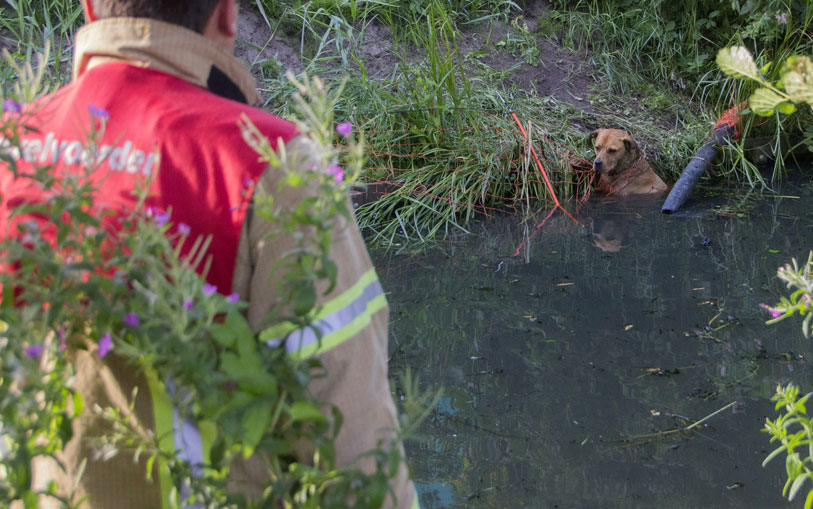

0,61,298,293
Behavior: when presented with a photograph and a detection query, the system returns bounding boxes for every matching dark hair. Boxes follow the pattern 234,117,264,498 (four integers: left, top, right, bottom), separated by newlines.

92,0,221,33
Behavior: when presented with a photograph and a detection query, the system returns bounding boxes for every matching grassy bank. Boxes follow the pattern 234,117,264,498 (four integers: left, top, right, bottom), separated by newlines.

1,0,810,245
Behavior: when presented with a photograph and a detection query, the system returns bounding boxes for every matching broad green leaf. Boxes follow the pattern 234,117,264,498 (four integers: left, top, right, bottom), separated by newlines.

717,46,760,80
290,401,327,424
777,102,797,115
227,311,257,359
805,486,813,509
749,87,788,116
241,400,273,458
292,284,316,317
210,322,236,348
782,71,813,105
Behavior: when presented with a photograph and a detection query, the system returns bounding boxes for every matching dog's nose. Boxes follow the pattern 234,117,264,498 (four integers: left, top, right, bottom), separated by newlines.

594,159,603,170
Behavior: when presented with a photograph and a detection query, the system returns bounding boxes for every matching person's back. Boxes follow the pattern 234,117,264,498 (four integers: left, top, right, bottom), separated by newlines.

1,1,417,507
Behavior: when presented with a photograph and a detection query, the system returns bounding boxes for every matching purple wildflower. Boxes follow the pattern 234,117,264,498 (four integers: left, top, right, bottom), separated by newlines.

59,342,66,352
227,292,240,303
177,223,191,236
4,98,21,114
336,121,353,137
98,333,113,358
155,211,170,227
776,12,788,24
25,344,43,359
325,165,344,184
88,104,110,119
184,299,194,310
203,283,217,297
760,303,783,319
124,313,140,327
57,327,66,340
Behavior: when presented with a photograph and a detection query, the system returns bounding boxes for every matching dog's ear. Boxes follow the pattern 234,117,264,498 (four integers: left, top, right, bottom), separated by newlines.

589,129,600,146
623,136,639,155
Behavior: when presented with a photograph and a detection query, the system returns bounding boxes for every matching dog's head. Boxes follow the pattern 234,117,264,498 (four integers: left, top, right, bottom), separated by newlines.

589,128,641,176
590,216,633,252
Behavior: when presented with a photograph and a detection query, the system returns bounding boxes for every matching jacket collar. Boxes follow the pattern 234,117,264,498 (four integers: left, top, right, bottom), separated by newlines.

73,17,261,106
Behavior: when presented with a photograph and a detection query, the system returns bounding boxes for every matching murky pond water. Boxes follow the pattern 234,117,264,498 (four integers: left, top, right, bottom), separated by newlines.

372,171,813,508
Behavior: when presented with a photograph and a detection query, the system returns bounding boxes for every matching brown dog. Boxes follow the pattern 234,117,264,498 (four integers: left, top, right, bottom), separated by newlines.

590,128,667,196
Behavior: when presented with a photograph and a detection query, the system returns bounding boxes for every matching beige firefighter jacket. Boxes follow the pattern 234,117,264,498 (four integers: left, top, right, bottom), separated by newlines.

26,17,416,509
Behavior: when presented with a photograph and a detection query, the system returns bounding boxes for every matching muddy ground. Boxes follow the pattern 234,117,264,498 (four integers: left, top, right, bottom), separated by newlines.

235,0,633,122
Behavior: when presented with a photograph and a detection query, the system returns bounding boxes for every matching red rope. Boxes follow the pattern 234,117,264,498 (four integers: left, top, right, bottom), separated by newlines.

509,111,579,225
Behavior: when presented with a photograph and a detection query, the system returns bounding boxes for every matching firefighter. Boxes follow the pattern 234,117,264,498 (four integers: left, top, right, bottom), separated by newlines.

0,0,417,507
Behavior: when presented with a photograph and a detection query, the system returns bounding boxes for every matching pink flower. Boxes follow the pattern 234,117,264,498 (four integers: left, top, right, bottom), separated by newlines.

776,12,788,24
336,121,353,137
184,299,194,310
760,303,783,319
25,344,42,359
227,292,240,303
98,333,113,358
177,223,191,235
325,165,344,184
203,283,217,297
124,313,140,327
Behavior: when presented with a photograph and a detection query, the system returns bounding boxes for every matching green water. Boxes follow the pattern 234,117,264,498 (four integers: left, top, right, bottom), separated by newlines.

373,173,813,508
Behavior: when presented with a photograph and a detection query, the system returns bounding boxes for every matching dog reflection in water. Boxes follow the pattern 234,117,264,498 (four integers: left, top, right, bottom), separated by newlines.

590,215,635,252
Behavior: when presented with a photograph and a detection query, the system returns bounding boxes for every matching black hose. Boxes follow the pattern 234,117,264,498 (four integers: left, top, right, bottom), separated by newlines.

661,123,738,214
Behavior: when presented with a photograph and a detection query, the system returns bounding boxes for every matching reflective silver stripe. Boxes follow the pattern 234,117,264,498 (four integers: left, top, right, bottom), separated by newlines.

166,379,203,509
266,278,384,353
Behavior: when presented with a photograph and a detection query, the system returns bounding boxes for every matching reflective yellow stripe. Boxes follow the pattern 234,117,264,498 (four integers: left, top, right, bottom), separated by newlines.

293,292,387,359
145,366,173,509
259,268,380,342
410,486,422,509
260,268,387,358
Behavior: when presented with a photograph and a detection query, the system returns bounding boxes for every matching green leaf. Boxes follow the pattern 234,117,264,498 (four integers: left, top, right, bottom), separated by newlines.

210,322,236,349
292,284,316,317
764,444,788,466
241,400,273,458
22,490,38,509
790,474,809,501
749,88,788,116
805,486,813,509
388,445,401,477
72,390,84,417
782,71,813,105
290,401,327,424
776,102,797,115
145,454,156,479
227,311,257,359
716,46,760,81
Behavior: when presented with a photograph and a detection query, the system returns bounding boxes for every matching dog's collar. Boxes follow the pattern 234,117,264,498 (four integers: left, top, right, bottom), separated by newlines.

603,151,647,195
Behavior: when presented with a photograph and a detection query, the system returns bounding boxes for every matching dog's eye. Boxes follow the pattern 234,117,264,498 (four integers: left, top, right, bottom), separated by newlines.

608,148,617,153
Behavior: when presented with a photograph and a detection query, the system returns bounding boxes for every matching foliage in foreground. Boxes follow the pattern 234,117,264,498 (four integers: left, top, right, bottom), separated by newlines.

762,252,813,507
0,64,435,507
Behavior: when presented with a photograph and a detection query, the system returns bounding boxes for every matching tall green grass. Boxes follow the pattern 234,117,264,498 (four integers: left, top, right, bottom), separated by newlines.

547,0,812,187
0,0,81,90
4,0,805,245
